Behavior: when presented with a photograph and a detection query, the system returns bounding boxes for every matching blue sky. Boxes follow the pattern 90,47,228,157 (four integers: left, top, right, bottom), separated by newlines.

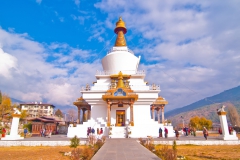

0,0,240,112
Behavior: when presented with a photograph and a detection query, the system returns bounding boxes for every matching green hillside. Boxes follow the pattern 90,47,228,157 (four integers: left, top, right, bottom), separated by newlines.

165,85,240,118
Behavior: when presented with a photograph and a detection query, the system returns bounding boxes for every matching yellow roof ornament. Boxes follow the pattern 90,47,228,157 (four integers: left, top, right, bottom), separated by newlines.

117,71,125,88
114,17,127,47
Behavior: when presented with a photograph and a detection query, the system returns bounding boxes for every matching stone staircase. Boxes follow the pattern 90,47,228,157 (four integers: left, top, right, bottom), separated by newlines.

110,127,127,138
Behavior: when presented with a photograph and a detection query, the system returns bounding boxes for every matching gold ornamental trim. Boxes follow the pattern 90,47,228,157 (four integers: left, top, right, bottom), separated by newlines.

217,111,227,115
12,114,21,118
102,94,138,102
116,111,125,115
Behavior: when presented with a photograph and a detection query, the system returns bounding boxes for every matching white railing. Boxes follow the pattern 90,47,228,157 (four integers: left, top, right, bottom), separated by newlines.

96,70,145,75
81,85,110,91
149,84,160,90
107,48,134,55
81,84,160,91
130,84,160,90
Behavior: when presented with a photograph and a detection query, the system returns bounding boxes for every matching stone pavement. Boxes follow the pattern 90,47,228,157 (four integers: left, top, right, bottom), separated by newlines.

92,139,160,160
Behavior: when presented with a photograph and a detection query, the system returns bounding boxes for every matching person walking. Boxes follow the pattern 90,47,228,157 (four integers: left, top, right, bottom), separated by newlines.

97,128,100,139
47,129,52,138
24,128,28,138
91,128,95,135
100,128,103,135
40,129,43,137
42,128,46,137
175,128,179,140
203,127,208,140
193,128,196,137
185,127,188,136
164,127,168,138
218,127,222,135
2,128,6,137
87,127,89,137
159,127,162,138
97,128,99,135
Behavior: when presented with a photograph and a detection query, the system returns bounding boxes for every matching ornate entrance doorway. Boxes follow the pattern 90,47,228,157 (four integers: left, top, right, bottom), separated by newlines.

116,110,125,126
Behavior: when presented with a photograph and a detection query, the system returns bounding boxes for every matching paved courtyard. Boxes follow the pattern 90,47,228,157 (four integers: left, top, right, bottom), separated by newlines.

92,139,160,160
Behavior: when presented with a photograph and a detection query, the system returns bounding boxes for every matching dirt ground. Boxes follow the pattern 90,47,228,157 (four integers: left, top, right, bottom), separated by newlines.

1,145,240,160
176,145,240,160
0,146,74,160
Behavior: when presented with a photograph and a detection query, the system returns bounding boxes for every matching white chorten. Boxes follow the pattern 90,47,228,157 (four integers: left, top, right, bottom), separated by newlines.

68,17,174,138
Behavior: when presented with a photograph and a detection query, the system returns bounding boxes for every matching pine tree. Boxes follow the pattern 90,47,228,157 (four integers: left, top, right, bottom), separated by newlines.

55,109,64,118
0,90,2,105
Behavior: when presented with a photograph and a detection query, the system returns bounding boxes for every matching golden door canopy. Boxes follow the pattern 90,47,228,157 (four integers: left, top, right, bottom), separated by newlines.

102,71,138,102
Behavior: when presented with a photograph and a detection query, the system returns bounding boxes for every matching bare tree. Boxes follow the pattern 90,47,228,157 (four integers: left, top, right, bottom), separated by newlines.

67,109,77,122
226,102,240,127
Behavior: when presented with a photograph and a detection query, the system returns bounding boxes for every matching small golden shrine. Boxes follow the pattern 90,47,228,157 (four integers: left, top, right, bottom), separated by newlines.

102,71,138,126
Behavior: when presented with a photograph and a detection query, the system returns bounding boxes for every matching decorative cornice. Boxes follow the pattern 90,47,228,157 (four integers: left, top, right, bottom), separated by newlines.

217,111,227,115
152,96,168,105
12,114,21,118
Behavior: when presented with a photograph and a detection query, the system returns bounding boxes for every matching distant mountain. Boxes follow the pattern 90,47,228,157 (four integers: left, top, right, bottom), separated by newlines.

11,97,24,104
165,85,240,118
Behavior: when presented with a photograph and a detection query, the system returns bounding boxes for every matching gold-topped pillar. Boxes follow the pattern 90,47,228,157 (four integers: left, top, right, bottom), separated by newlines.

161,105,165,123
130,101,134,126
82,108,87,123
87,109,91,120
77,108,80,124
157,107,161,124
151,105,155,121
107,100,111,127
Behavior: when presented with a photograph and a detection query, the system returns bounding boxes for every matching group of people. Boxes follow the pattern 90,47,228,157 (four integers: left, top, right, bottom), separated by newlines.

87,127,103,140
159,126,209,140
219,126,234,135
158,127,168,138
182,127,197,137
40,128,52,138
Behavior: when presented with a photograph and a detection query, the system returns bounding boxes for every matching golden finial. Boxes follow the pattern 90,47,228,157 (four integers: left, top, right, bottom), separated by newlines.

117,71,125,88
114,17,127,46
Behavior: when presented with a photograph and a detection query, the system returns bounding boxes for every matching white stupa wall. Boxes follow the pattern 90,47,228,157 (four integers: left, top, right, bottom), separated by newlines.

134,105,152,125
94,77,111,85
91,104,107,126
68,45,173,138
102,47,140,75
129,78,146,85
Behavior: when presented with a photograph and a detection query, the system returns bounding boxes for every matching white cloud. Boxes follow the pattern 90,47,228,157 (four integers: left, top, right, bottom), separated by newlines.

36,0,42,4
0,28,101,108
0,48,18,78
1,0,240,113
74,0,80,7
95,0,240,111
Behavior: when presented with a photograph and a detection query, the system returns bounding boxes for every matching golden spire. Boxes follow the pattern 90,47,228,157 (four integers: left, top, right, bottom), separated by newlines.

117,71,125,88
114,17,127,47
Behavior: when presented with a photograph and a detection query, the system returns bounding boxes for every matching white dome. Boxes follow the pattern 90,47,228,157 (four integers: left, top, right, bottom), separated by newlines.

102,46,140,75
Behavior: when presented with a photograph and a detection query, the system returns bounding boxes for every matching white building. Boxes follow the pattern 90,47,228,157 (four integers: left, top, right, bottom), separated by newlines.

20,102,55,117
68,17,174,138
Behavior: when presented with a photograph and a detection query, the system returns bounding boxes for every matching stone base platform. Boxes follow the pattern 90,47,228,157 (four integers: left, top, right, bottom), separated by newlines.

0,134,239,147
1,135,24,141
